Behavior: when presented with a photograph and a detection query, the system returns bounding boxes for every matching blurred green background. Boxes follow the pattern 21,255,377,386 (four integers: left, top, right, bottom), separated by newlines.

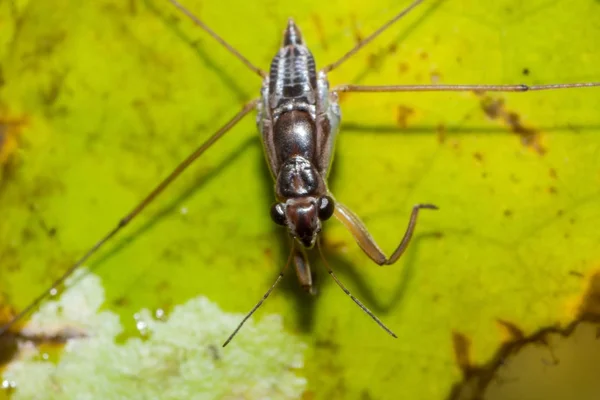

1,0,600,399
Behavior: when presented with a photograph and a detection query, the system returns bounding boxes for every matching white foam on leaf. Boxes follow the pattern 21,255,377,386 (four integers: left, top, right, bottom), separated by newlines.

3,269,307,400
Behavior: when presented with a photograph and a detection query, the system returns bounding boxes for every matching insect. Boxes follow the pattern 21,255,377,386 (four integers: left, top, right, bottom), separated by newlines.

1,0,598,347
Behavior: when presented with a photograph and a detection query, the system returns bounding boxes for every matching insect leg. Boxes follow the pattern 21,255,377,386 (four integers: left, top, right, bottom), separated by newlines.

334,202,438,266
293,246,315,295
321,0,424,74
168,0,267,78
333,82,600,93
0,98,259,337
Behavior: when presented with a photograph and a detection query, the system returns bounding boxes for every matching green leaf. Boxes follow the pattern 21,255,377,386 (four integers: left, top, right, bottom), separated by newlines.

1,0,599,399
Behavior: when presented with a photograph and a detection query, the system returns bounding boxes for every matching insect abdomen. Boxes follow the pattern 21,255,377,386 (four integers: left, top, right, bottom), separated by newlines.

268,20,318,112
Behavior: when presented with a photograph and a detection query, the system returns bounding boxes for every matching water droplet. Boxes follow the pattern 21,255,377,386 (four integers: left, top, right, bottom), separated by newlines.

154,308,165,320
1,380,17,390
136,320,148,336
180,206,188,215
49,288,58,297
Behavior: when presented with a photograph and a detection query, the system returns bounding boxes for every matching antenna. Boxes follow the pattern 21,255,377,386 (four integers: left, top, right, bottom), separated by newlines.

222,242,294,347
317,239,397,338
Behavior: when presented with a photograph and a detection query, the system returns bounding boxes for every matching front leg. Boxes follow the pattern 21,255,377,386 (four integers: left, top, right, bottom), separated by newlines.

293,246,316,295
334,202,438,265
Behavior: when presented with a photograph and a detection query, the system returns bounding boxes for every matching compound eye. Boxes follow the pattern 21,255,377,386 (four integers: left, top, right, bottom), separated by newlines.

270,203,286,226
317,196,335,220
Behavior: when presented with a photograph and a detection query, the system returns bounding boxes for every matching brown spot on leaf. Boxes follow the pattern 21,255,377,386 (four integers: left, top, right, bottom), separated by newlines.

113,296,130,307
40,70,68,108
436,123,446,144
549,168,557,179
396,105,415,128
398,62,409,74
497,319,525,341
503,209,513,217
0,114,28,167
577,271,600,319
506,112,545,154
569,270,584,278
478,94,546,154
480,96,504,119
452,331,474,378
366,52,379,69
361,390,375,400
315,338,340,352
0,331,19,366
473,152,484,163
548,186,558,195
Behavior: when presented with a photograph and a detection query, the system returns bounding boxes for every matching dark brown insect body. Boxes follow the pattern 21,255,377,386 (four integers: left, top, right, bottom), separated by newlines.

1,0,598,347
260,20,339,294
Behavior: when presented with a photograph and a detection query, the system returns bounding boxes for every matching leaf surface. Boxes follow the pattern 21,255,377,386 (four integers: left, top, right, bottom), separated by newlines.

1,0,599,399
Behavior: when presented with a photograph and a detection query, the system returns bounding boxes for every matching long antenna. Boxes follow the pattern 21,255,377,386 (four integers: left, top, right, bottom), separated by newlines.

222,242,295,347
317,239,397,338
168,0,267,78
321,0,424,74
0,99,258,336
